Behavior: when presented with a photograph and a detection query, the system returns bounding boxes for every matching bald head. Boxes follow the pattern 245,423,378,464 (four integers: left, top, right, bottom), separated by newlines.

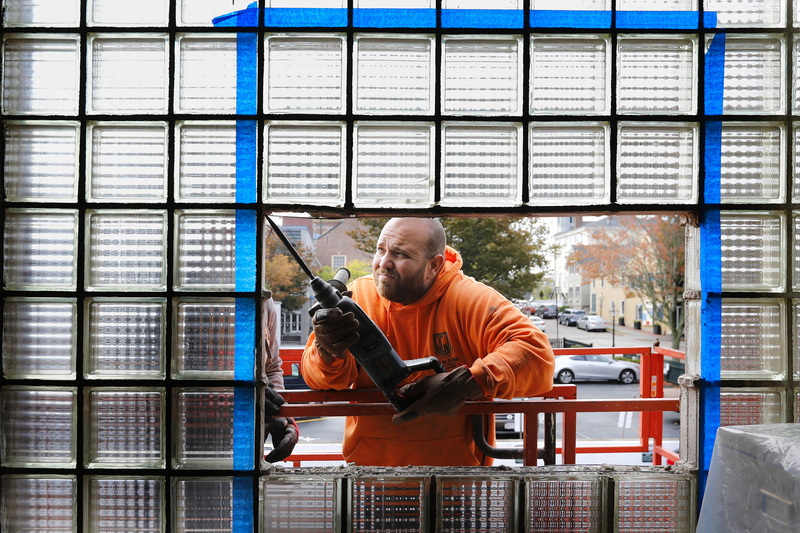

372,218,447,304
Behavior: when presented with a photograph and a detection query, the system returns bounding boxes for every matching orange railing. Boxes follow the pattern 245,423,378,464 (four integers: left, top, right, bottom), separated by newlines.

278,345,681,467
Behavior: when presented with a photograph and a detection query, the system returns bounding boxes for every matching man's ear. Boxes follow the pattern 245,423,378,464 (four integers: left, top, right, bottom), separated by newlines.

429,254,445,276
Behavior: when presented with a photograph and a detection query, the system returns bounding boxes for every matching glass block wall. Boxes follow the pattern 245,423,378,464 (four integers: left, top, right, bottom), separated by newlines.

2,0,799,529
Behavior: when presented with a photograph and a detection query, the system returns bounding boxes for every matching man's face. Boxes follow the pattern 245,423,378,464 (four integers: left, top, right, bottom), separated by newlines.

372,219,440,305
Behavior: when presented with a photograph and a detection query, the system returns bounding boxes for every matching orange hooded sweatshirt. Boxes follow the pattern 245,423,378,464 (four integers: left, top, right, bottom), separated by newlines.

301,246,555,466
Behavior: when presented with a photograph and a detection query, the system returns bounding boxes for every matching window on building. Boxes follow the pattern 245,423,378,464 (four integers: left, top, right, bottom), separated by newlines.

332,254,347,269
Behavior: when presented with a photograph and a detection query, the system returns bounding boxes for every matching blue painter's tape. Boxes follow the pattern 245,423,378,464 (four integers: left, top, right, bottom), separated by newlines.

236,34,257,115
531,10,611,28
235,121,257,204
699,209,722,499
442,9,523,28
213,3,258,27
264,7,347,27
232,477,253,531
703,11,718,28
235,298,256,382
616,11,698,29
233,388,255,471
354,8,436,28
704,122,722,204
704,33,726,115
235,210,256,293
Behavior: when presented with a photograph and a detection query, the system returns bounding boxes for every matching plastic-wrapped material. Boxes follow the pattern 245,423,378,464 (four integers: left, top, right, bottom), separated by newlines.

697,424,800,533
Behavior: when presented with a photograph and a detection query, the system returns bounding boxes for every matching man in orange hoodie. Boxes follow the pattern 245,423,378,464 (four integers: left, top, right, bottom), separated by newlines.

301,217,555,466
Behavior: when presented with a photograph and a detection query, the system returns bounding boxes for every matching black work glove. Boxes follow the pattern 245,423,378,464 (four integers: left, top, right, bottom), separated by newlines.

312,306,360,360
264,416,299,463
392,366,484,425
264,386,285,417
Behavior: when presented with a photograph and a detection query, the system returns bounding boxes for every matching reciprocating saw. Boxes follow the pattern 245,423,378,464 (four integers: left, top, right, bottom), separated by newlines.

266,217,444,412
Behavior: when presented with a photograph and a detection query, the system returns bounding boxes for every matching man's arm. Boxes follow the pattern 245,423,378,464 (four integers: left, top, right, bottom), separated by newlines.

300,307,362,391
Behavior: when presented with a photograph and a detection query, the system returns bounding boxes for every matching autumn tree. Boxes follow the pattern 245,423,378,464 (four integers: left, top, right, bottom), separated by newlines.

263,232,316,310
567,215,686,348
349,217,552,300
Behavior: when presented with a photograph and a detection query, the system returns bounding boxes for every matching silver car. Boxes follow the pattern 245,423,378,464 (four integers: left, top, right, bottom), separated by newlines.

553,354,639,384
576,315,607,332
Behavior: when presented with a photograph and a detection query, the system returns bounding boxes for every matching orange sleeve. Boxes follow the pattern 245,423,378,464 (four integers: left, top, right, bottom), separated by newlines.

460,293,555,400
300,332,361,391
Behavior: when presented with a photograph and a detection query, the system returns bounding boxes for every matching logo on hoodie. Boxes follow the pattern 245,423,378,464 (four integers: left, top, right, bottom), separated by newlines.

433,332,452,358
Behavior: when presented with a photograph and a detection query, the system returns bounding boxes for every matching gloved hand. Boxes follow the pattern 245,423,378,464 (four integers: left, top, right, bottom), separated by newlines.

264,416,299,463
264,386,285,417
392,366,484,425
312,306,360,361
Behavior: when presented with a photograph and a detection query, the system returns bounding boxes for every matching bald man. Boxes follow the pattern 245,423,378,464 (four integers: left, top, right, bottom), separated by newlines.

301,218,554,466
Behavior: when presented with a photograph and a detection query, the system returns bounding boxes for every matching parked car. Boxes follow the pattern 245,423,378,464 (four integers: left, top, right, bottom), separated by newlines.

557,308,579,325
566,310,586,326
553,354,639,384
576,315,607,332
536,304,558,319
529,315,546,332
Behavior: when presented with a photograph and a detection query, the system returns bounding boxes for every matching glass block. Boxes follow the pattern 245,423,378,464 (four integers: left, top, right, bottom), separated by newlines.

86,477,165,533
174,388,247,468
357,0,433,5
266,35,346,114
614,474,695,532
179,0,254,26
350,476,429,532
719,389,784,426
172,477,237,533
261,475,339,532
353,122,434,207
85,388,165,468
175,35,238,114
87,34,169,114
443,0,520,6
85,210,168,291
3,209,78,290
2,35,80,115
719,300,785,379
437,476,515,533
1,476,77,532
792,37,800,113
175,121,237,202
711,34,784,115
795,302,800,380
441,123,522,207
0,387,76,467
530,35,610,115
617,122,698,204
719,123,784,203
720,212,784,291
85,298,166,379
353,35,434,115
705,0,785,28
3,0,80,26
616,35,697,115
264,122,345,206
87,122,167,202
618,0,695,8
268,0,345,5
173,299,237,379
532,0,608,7
88,0,168,26
174,211,237,291
3,121,79,202
3,298,76,379
442,36,522,116
529,122,609,205
525,475,605,533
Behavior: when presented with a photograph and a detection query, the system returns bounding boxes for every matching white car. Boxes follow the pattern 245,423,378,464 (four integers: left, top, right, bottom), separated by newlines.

553,354,639,384
576,315,607,332
529,315,546,332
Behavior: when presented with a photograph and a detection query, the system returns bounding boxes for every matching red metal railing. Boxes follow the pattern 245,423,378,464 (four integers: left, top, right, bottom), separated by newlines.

278,345,681,467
